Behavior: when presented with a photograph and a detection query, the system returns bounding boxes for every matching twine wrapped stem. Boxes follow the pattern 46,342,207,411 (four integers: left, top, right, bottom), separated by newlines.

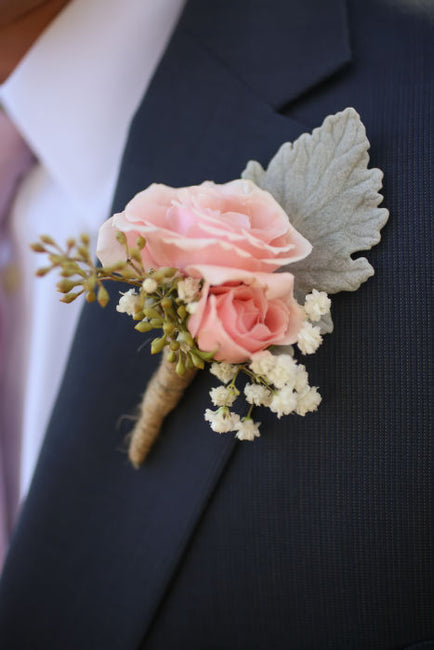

128,348,197,467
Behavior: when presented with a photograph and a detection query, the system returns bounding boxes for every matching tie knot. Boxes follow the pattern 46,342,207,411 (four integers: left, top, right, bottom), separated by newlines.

0,111,35,221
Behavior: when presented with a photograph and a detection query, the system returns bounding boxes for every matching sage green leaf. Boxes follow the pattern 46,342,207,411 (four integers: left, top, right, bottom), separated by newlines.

242,108,389,308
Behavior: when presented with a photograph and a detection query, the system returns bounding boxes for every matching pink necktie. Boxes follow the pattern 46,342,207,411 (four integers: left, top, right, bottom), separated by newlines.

0,111,35,569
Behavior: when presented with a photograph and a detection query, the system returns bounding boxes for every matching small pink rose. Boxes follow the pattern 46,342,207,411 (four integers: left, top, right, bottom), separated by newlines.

187,267,305,363
97,180,311,272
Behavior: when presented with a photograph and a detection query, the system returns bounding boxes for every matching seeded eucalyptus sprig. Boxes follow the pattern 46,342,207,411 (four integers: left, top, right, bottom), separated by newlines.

31,231,148,306
30,232,214,378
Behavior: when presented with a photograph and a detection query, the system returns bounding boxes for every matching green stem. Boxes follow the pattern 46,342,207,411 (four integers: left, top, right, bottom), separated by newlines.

126,258,144,277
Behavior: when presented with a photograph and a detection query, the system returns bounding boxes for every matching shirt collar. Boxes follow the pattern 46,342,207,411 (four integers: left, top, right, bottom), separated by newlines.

0,0,186,222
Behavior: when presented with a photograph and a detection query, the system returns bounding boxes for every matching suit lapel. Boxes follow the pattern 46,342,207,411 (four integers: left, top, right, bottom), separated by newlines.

116,0,351,210
1,2,350,648
178,0,351,110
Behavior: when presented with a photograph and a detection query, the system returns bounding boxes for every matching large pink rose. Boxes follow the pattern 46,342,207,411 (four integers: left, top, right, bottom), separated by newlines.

187,266,305,363
97,180,311,272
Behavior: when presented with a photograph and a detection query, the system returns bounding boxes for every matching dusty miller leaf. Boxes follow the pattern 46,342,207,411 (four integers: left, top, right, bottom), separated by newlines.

313,311,334,335
242,108,389,315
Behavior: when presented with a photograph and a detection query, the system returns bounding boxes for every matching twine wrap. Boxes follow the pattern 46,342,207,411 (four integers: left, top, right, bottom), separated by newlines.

128,348,197,466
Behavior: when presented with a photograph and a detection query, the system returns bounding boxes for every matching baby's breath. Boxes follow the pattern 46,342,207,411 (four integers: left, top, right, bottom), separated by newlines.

209,385,238,407
295,386,322,416
244,384,272,407
304,289,331,322
297,322,323,354
210,362,238,384
142,278,158,293
269,386,298,418
235,418,261,441
116,289,139,316
204,408,241,433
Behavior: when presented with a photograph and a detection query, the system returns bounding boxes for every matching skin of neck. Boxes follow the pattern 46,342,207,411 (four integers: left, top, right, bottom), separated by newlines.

0,0,69,83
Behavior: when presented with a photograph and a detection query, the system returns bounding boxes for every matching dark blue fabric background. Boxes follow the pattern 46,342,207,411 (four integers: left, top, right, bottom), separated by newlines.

0,1,432,648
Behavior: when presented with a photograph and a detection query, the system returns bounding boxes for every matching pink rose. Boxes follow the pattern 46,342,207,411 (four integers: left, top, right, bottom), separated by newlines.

97,180,311,272
187,266,305,363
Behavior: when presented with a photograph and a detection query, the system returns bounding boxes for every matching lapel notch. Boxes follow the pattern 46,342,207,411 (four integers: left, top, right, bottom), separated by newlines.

179,0,351,109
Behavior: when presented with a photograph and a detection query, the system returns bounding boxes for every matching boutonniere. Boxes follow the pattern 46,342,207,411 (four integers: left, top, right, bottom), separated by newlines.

32,108,388,466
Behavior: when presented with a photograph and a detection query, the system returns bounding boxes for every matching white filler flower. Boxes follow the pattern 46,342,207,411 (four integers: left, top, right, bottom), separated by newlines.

236,419,261,441
116,289,139,316
304,289,331,322
295,386,322,416
297,322,323,354
142,278,158,293
177,277,201,302
210,386,237,407
210,362,238,384
270,386,298,418
205,409,240,433
244,383,273,407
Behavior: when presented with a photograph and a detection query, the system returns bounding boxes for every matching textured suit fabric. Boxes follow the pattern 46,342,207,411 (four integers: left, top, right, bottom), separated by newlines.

0,1,432,649
141,3,434,648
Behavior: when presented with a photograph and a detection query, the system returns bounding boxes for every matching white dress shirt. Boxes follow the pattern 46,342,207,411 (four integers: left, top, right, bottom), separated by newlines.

0,0,186,501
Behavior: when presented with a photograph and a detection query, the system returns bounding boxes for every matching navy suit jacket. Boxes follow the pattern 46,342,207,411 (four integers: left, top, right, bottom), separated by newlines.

0,1,433,648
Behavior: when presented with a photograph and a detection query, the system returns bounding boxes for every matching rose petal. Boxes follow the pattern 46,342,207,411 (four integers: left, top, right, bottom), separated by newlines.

185,265,295,300
97,179,312,275
193,294,252,363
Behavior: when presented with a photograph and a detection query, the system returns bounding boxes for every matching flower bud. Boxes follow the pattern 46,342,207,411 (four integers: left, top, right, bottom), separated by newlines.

61,292,81,303
40,234,55,246
86,290,96,303
36,266,51,277
129,248,141,262
48,254,63,265
196,348,216,361
142,278,158,293
84,276,96,291
190,352,205,369
135,320,153,333
160,297,173,310
151,336,167,354
176,355,185,376
152,267,176,281
177,304,187,319
61,263,78,277
115,230,127,246
161,298,176,320
163,322,175,336
143,307,161,320
166,350,177,363
177,331,194,347
104,261,126,272
30,242,46,253
57,279,78,293
97,286,110,308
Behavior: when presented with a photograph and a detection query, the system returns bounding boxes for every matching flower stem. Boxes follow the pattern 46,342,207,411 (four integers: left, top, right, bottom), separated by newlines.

128,348,197,466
